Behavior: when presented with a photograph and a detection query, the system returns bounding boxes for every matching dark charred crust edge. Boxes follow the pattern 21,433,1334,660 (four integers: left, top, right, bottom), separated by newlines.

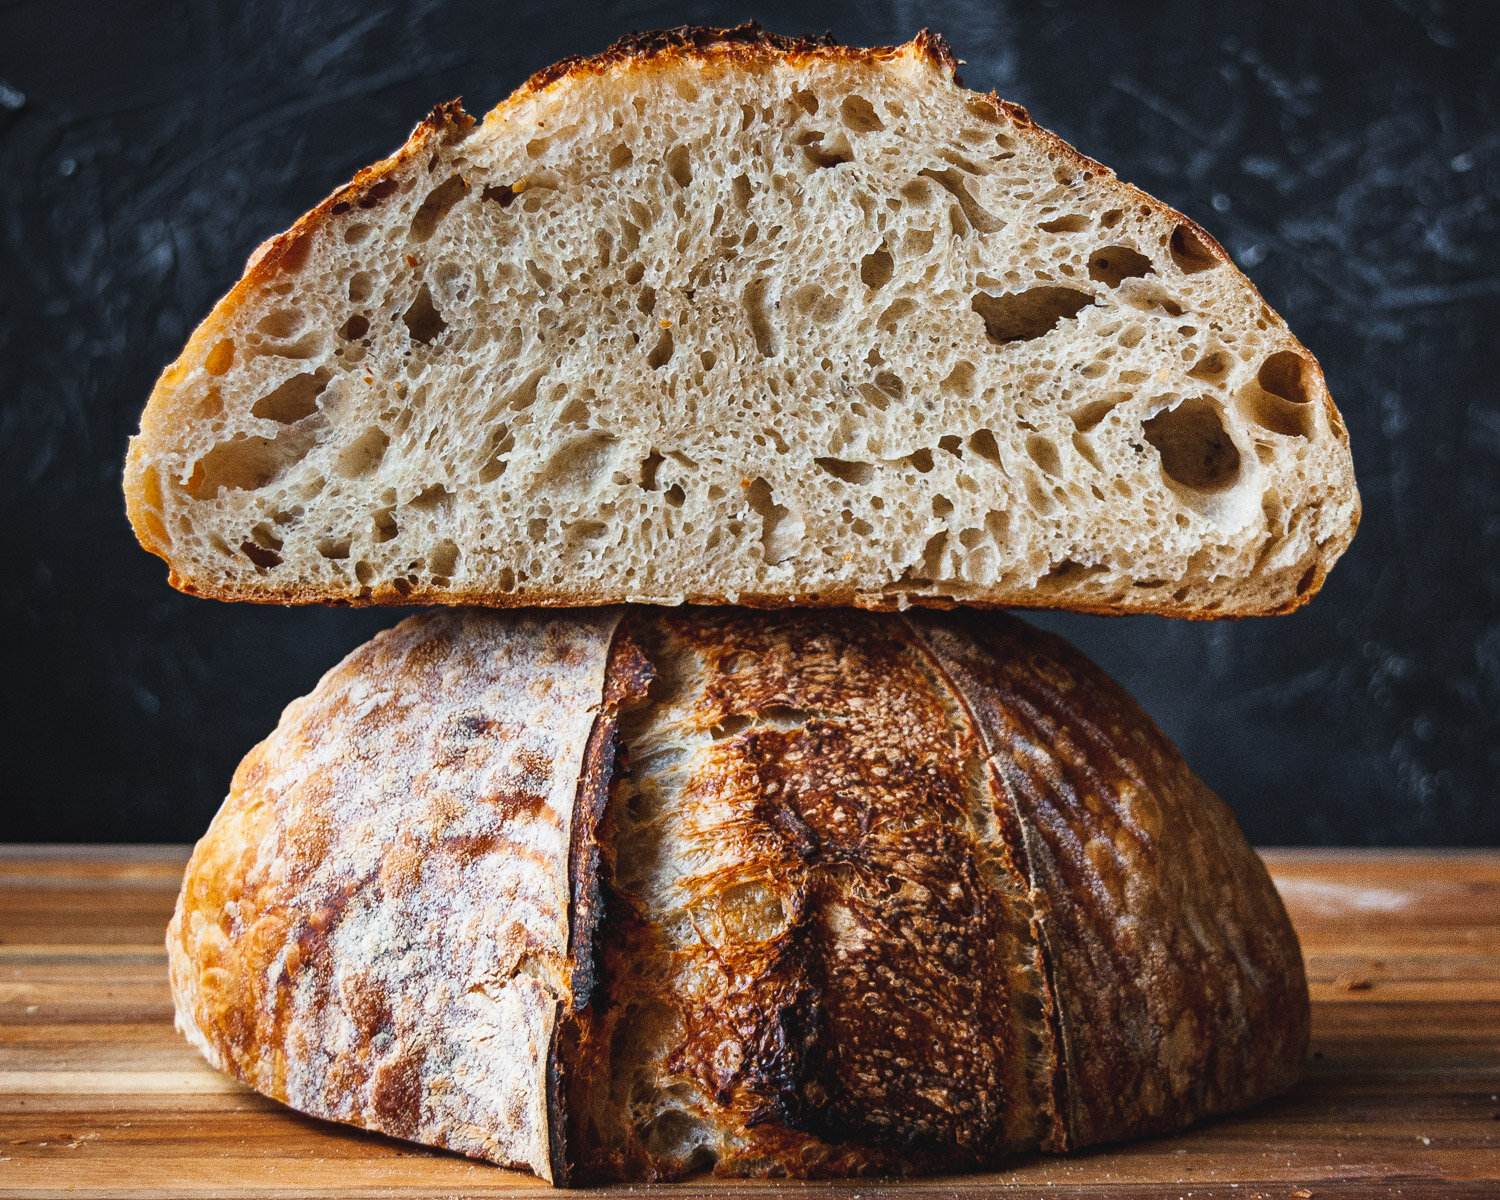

520,23,959,99
549,619,655,1185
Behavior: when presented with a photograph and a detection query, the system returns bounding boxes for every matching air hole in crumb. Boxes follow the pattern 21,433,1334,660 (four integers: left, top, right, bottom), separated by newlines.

275,229,313,273
420,540,457,578
665,144,693,188
745,477,801,564
1040,214,1090,233
186,434,304,497
664,483,685,507
648,327,675,369
815,457,874,485
252,368,331,424
1025,435,1063,477
338,427,389,479
1072,430,1103,471
205,339,235,375
1100,208,1124,228
565,520,608,545
640,451,664,491
840,94,884,132
249,522,282,553
257,308,304,340
1237,384,1313,438
940,361,976,397
1088,245,1155,287
317,537,351,560
1040,559,1107,587
348,272,373,303
556,396,589,427
744,278,776,357
968,428,1002,465
410,174,470,242
932,494,954,517
478,424,514,483
409,484,453,510
483,182,518,208
1025,474,1059,515
938,434,962,457
908,530,948,581
1143,397,1241,491
339,314,370,341
897,447,934,473
1170,223,1221,273
357,178,399,209
539,431,620,490
1258,351,1314,405
801,131,853,169
402,284,447,344
1120,281,1185,315
973,286,1094,344
240,539,282,570
860,245,894,290
1071,392,1129,432
371,507,398,542
609,144,633,170
1188,350,1230,382
919,168,1004,233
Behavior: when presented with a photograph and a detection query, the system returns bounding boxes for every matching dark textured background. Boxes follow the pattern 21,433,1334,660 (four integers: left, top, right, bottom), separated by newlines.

2,0,1496,843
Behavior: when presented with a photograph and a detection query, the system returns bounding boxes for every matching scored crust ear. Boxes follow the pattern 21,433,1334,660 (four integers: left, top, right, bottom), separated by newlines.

125,23,1357,616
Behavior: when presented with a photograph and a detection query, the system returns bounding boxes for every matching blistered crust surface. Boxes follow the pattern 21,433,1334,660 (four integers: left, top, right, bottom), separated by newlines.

568,610,1058,1180
166,608,620,1179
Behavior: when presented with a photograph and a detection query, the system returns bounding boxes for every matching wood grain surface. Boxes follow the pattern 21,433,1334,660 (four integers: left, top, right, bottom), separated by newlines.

1,846,1496,1198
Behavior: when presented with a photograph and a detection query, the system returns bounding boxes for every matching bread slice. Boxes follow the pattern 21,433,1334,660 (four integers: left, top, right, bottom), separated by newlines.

125,24,1358,616
168,607,1309,1183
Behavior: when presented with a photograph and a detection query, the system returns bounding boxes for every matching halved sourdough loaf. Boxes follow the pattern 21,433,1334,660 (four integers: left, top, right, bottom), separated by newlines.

168,607,1309,1183
125,25,1358,616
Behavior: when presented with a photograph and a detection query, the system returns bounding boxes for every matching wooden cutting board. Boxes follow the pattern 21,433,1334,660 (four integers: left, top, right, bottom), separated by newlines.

1,847,1497,1198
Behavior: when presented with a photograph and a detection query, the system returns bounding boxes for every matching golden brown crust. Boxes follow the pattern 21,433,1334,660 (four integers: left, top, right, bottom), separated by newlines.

153,552,1332,620
171,607,1308,1182
911,611,1309,1144
566,610,1056,1180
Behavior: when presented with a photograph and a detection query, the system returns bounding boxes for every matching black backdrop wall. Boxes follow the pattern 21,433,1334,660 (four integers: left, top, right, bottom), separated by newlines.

2,0,1496,844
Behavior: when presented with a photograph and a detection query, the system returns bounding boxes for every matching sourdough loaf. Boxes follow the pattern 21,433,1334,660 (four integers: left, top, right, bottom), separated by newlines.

125,25,1357,617
168,607,1309,1183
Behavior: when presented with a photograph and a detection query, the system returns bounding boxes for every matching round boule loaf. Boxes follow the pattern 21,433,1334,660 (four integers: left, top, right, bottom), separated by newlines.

167,606,1307,1184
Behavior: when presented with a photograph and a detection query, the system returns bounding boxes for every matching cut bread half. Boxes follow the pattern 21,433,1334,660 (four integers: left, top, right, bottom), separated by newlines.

124,24,1358,616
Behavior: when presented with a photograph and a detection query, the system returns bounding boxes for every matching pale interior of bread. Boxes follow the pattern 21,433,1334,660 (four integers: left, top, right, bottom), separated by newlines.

126,42,1357,613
